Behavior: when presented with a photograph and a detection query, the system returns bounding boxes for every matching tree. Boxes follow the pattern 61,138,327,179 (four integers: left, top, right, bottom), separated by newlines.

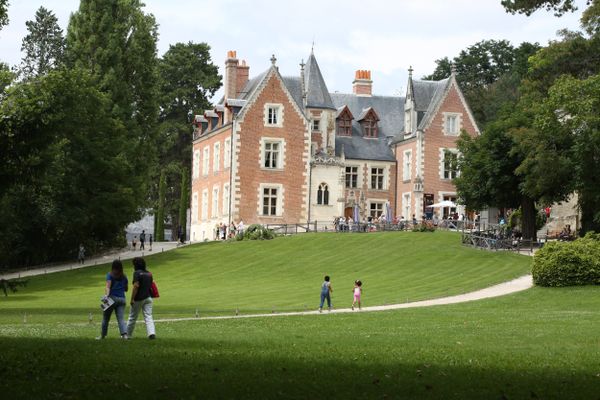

155,171,166,242
0,62,14,98
66,0,160,210
0,68,138,267
0,0,8,30
19,6,65,79
155,42,221,231
0,278,27,297
501,0,582,16
178,168,189,242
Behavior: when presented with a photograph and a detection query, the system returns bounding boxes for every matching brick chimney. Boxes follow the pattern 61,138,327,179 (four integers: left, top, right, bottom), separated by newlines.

224,50,239,101
236,59,250,97
353,70,372,97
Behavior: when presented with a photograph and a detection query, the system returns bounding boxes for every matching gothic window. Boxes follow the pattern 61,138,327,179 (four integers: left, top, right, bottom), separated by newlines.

317,183,329,205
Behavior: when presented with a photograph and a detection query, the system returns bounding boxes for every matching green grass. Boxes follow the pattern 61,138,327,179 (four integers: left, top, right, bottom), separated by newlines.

1,287,600,399
0,231,530,323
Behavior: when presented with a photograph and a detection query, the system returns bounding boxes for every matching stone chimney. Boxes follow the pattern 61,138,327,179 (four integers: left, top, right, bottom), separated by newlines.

224,50,239,101
236,59,250,97
353,70,372,97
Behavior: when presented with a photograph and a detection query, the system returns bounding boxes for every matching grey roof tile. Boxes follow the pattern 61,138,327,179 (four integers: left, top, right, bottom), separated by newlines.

304,53,336,110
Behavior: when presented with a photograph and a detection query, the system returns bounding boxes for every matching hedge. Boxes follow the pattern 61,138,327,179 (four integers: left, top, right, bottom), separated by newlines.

236,224,276,241
532,233,600,286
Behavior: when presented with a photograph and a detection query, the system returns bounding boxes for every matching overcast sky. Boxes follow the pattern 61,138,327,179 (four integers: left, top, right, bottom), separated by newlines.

0,0,588,100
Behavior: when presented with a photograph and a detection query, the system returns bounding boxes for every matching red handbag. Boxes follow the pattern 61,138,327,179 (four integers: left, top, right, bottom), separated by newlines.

148,272,160,298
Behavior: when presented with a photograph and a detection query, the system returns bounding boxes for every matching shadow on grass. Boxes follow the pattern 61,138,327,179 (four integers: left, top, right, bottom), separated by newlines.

0,336,596,400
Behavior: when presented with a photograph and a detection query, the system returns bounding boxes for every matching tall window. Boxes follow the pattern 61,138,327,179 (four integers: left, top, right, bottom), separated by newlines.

267,106,279,125
213,142,220,172
312,119,320,131
212,186,219,217
443,151,459,179
201,190,208,220
338,115,352,136
445,114,459,135
224,138,231,168
403,150,412,181
345,166,358,188
317,183,329,205
193,150,200,179
370,202,384,218
371,167,384,190
362,117,378,138
403,193,411,220
262,187,278,216
202,147,210,176
191,192,198,223
264,141,280,169
223,183,230,215
405,110,412,133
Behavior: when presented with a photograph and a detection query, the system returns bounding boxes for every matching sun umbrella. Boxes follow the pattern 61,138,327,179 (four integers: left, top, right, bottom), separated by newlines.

430,200,457,208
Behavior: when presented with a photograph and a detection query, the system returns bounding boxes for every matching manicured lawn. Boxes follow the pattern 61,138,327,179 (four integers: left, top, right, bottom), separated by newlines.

1,287,600,399
0,231,530,323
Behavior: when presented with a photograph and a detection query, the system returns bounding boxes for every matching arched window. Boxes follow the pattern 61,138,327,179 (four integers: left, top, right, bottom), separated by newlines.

317,183,329,205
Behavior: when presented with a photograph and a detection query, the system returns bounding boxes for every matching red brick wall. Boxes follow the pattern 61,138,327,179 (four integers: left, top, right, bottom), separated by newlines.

233,73,309,224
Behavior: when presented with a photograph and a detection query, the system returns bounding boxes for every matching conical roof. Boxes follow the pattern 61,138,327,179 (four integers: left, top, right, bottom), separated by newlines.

304,52,336,110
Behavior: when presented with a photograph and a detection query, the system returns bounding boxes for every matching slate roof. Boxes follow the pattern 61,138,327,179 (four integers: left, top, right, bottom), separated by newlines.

330,93,404,162
304,53,336,110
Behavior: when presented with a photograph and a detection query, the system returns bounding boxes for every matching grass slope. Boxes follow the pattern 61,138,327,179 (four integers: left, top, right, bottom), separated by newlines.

1,287,599,399
0,232,530,323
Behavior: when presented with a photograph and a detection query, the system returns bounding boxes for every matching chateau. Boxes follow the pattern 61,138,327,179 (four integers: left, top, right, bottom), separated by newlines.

189,50,479,241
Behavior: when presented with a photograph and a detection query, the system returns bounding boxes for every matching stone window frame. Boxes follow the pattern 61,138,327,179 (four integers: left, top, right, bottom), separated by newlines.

201,189,209,221
211,185,220,218
402,149,412,182
402,192,412,220
439,148,460,180
312,119,320,132
202,146,210,176
442,112,462,136
224,138,231,169
260,137,286,171
369,201,385,219
369,164,386,191
257,183,284,217
264,103,284,128
191,191,199,223
344,165,360,189
317,182,330,206
222,183,230,216
213,141,221,173
192,150,200,179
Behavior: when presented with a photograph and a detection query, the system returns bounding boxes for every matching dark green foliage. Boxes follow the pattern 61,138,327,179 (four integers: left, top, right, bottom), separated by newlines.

19,6,65,79
0,278,27,296
237,224,276,241
501,0,581,16
411,223,436,232
0,68,136,267
178,168,189,241
155,171,166,242
533,233,600,286
0,0,8,30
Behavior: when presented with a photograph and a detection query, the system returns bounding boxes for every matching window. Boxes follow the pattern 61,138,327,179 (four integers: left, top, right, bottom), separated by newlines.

213,142,220,172
201,190,208,220
223,184,230,215
312,119,320,131
370,202,384,218
191,192,198,223
345,166,358,188
402,193,411,220
317,183,329,205
444,114,460,135
266,105,280,125
443,151,459,180
403,150,412,181
262,187,278,216
202,147,210,176
224,138,231,168
264,141,280,169
337,115,352,136
212,186,219,218
362,117,378,138
442,195,458,219
193,150,200,179
371,167,384,190
405,110,412,133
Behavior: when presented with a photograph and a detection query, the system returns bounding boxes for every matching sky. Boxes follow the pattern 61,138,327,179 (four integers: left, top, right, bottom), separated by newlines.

0,0,589,101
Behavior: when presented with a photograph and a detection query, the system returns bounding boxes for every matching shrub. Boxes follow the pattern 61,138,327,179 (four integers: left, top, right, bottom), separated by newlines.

532,233,600,286
236,224,276,241
412,222,436,232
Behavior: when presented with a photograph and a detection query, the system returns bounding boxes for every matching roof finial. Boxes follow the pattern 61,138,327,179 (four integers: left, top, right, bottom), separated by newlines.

450,62,457,75
270,54,277,66
311,38,315,54
408,65,413,79
300,59,305,70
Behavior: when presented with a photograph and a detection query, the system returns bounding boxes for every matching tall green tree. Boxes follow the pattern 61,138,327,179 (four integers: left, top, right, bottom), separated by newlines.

155,171,166,242
19,6,65,79
501,0,582,16
178,168,189,242
0,0,8,30
66,0,160,208
156,42,221,232
0,68,137,267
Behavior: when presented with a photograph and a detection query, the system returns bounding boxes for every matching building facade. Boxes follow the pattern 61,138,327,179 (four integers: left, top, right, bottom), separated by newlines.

190,50,479,241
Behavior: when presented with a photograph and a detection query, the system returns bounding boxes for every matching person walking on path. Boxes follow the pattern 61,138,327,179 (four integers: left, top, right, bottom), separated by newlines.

98,260,129,339
132,236,137,251
78,244,85,264
149,234,153,251
139,230,146,251
319,275,333,313
126,257,156,339
351,280,362,311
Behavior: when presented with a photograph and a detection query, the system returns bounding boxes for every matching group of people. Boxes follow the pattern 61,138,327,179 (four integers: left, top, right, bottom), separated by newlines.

131,230,152,251
318,275,363,312
99,257,156,340
214,220,245,241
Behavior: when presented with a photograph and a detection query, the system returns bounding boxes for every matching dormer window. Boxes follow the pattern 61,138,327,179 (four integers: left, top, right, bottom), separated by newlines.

336,106,354,136
357,107,380,138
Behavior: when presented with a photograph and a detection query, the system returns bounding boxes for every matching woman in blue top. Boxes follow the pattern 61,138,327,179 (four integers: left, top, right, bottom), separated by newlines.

99,260,129,339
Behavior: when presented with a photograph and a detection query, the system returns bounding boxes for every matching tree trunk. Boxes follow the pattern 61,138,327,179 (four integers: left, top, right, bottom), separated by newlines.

521,196,537,241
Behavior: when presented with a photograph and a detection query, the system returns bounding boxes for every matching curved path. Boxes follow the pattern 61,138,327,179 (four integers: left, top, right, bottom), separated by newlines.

154,274,533,323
